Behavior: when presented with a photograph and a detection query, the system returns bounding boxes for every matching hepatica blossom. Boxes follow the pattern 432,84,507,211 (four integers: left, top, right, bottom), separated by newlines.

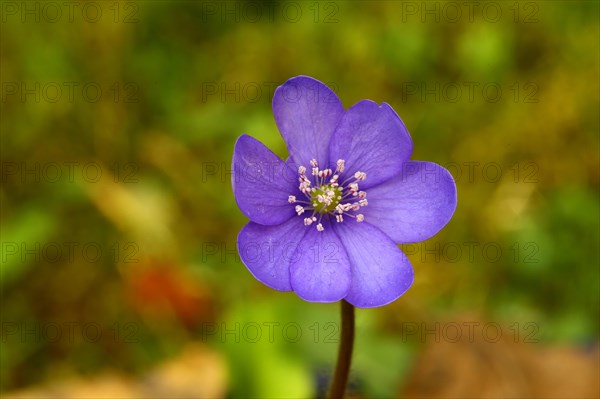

232,76,457,308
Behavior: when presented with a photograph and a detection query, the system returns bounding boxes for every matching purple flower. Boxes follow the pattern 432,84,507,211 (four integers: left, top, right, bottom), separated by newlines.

232,76,457,308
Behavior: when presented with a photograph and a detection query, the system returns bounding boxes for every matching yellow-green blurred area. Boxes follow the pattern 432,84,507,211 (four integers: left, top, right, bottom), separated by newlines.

1,0,599,397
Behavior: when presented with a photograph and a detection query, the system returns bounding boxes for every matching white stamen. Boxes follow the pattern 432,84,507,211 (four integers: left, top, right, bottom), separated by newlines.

312,167,319,176
298,165,306,175
359,199,368,207
316,223,324,232
358,191,367,199
356,214,364,222
288,195,296,203
310,159,318,167
336,159,345,172
354,171,366,180
336,215,344,223
295,205,305,215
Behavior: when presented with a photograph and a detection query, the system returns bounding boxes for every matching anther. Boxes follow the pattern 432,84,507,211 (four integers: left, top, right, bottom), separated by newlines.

354,171,366,180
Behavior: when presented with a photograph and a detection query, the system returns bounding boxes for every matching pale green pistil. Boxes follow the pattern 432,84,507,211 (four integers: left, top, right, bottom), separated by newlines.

311,185,343,214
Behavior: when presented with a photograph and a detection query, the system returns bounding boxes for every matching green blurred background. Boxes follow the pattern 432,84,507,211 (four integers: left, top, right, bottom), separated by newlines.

1,1,598,397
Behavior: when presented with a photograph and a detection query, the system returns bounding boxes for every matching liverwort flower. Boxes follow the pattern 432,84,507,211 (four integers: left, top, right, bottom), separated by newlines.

232,76,457,308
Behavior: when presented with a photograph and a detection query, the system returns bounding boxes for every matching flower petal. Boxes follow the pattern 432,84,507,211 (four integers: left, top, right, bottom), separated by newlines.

290,220,351,302
232,134,298,225
329,100,413,189
363,161,457,243
237,217,308,291
273,76,345,168
333,221,414,308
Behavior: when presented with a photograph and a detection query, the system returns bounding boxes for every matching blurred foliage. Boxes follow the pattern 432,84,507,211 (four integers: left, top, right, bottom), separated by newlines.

1,1,598,397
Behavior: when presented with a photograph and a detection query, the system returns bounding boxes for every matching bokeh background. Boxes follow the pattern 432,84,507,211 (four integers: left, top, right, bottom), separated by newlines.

1,1,599,397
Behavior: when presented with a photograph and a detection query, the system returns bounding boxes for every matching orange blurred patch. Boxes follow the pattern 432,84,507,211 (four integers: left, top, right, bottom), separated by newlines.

123,259,215,329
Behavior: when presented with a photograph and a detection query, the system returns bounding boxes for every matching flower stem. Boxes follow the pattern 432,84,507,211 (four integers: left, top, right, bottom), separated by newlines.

328,300,355,399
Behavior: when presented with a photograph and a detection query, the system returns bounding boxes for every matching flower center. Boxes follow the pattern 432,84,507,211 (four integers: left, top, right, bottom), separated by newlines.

311,185,343,214
288,158,368,232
